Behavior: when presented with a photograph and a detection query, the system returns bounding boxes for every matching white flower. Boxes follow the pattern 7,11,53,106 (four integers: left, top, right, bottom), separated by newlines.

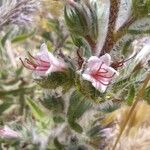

82,54,118,93
0,126,20,138
20,43,67,76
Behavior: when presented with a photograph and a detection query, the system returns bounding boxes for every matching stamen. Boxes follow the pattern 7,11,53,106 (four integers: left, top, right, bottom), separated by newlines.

123,53,137,63
28,52,50,65
19,58,35,70
98,68,108,74
97,62,104,71
97,79,110,86
95,72,115,79
25,58,37,68
33,67,49,71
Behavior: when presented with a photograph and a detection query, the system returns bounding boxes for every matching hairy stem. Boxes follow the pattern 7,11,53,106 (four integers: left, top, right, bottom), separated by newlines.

112,73,150,150
114,16,136,42
99,0,120,56
85,35,96,54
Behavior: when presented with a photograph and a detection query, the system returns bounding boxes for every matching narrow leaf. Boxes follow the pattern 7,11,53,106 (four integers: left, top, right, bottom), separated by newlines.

26,98,45,120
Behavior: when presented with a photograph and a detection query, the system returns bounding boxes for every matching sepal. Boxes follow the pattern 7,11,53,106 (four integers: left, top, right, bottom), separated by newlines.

35,68,75,90
75,75,103,102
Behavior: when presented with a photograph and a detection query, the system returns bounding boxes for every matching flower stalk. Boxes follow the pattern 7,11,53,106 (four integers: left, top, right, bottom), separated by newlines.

99,0,120,56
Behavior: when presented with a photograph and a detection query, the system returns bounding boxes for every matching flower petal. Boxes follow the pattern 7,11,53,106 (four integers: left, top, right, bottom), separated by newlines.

36,43,50,62
100,53,111,66
92,81,107,93
82,73,94,83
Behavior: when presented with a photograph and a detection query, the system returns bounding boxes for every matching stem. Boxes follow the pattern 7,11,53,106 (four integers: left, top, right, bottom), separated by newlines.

114,16,136,42
112,73,150,150
117,16,136,33
85,35,96,54
99,0,120,56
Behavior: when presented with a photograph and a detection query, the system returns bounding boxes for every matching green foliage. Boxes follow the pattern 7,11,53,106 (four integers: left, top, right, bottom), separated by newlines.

1,30,12,46
11,30,35,43
100,102,120,113
26,98,45,121
40,95,64,113
75,76,103,102
127,29,150,35
54,138,65,150
35,68,75,90
67,91,91,133
132,0,150,18
1,0,150,149
0,102,13,115
42,18,69,51
144,86,150,104
126,85,136,105
86,125,102,139
64,0,99,41
71,35,92,58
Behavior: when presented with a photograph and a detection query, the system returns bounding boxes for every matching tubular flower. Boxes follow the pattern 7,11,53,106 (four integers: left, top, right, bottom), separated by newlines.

82,54,119,92
20,43,67,76
0,126,20,138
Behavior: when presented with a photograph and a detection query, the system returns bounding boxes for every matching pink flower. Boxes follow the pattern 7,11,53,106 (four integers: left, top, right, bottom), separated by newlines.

20,43,67,76
0,126,20,138
82,54,118,92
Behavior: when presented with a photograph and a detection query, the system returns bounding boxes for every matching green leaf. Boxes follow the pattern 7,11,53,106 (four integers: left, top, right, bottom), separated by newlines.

67,91,91,119
53,115,65,123
71,35,92,58
144,86,150,104
26,98,45,121
15,67,23,77
87,125,102,139
75,76,103,101
132,0,150,18
127,29,150,35
11,30,35,43
68,120,83,133
0,102,12,115
54,138,65,150
64,5,87,36
100,102,120,113
126,85,135,106
1,30,12,46
112,77,130,92
40,96,64,113
67,91,91,133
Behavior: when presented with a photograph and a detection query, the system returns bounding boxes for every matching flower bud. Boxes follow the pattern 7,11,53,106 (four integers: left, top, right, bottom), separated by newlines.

64,0,100,42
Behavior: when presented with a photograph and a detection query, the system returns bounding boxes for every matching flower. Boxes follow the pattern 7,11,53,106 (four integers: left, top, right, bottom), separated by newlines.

82,54,118,92
0,126,20,138
20,43,67,76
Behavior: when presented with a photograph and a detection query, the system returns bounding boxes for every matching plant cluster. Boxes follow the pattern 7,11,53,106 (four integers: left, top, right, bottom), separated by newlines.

0,0,150,149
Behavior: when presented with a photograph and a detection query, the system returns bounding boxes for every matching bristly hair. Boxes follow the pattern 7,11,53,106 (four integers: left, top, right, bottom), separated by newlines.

0,0,41,29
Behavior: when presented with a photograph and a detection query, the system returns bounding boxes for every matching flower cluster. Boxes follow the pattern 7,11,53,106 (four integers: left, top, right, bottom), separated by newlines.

20,43,118,93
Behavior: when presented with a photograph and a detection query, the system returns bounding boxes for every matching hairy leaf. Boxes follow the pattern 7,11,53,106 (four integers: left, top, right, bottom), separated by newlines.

26,98,45,121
